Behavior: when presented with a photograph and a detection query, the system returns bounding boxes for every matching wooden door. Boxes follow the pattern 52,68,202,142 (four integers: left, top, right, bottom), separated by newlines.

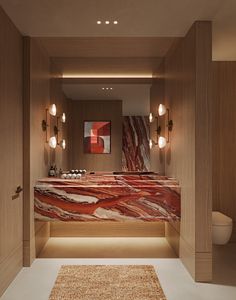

0,7,23,296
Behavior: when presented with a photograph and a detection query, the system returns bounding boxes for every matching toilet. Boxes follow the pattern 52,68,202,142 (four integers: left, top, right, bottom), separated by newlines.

212,211,233,245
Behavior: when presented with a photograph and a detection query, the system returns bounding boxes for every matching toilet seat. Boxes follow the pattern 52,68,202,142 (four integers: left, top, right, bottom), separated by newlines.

212,211,232,226
212,211,233,245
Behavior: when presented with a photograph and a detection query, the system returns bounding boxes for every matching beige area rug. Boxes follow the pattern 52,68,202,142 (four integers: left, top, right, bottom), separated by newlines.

49,265,167,300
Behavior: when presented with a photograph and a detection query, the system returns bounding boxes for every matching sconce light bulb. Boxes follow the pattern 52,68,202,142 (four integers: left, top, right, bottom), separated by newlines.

149,139,153,149
61,139,66,149
158,104,166,116
49,104,57,116
149,113,154,123
49,136,57,148
61,112,66,123
158,136,167,149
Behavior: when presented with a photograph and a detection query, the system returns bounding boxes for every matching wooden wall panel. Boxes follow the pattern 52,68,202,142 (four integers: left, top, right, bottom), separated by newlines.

195,22,212,253
212,62,236,242
165,34,196,254
23,39,71,263
165,21,212,281
70,100,122,171
0,6,23,296
23,38,51,265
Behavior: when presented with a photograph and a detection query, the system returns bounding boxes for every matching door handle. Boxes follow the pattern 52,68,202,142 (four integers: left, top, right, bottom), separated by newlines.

16,186,23,194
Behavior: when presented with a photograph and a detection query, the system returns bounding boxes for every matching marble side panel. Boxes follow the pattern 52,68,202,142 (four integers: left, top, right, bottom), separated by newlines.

122,116,150,171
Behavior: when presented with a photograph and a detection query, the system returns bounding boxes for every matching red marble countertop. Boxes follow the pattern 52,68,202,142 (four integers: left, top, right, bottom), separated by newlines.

34,172,181,222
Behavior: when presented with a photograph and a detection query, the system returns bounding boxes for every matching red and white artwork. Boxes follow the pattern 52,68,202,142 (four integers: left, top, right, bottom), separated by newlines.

122,116,150,171
84,121,111,154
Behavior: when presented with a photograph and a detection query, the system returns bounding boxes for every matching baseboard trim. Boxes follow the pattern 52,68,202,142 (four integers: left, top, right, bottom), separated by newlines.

195,251,212,282
23,237,36,267
179,236,195,280
179,237,212,282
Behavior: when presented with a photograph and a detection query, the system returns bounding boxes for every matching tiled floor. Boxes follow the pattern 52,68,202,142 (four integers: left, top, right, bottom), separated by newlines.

1,240,236,300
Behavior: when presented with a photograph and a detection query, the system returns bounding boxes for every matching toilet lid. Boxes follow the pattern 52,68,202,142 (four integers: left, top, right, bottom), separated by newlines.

212,211,233,226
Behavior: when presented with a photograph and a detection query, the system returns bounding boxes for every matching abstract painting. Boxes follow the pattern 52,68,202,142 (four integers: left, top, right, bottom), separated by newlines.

122,116,150,171
84,121,111,153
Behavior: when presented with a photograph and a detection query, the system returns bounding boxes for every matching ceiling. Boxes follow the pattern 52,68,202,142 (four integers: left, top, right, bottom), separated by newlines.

1,0,236,103
0,0,236,60
0,0,224,37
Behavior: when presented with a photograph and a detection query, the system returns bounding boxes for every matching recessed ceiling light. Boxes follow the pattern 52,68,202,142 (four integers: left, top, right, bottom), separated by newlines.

113,21,118,24
105,21,110,25
97,20,101,24
102,87,113,90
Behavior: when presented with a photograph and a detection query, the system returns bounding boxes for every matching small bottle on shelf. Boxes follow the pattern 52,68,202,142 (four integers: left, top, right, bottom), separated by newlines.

49,166,55,177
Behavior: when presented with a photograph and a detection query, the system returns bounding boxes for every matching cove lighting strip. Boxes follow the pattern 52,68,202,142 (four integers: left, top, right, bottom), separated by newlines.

62,74,153,78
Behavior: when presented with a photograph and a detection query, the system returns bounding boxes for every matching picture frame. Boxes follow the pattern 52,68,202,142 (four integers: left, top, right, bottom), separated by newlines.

83,120,111,154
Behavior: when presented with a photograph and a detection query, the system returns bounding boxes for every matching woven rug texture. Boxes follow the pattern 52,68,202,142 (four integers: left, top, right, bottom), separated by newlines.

49,265,167,300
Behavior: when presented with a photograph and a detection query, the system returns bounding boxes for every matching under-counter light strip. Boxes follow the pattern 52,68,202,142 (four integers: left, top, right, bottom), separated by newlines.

62,75,153,78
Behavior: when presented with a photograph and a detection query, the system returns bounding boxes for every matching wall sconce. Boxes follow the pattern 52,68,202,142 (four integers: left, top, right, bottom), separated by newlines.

61,112,66,123
158,104,166,116
49,104,57,116
149,104,173,149
158,104,173,143
42,104,57,146
60,139,66,150
54,116,66,149
149,112,154,123
158,136,167,149
42,104,66,149
149,123,166,149
49,136,57,148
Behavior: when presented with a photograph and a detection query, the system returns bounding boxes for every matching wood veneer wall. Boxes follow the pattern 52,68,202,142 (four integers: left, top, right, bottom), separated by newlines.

70,100,122,171
0,6,23,296
23,37,51,265
212,62,236,242
164,21,212,281
150,62,181,253
23,38,70,264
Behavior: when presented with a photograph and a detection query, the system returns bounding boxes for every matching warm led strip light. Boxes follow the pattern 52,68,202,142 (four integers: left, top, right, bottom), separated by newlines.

62,74,153,78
